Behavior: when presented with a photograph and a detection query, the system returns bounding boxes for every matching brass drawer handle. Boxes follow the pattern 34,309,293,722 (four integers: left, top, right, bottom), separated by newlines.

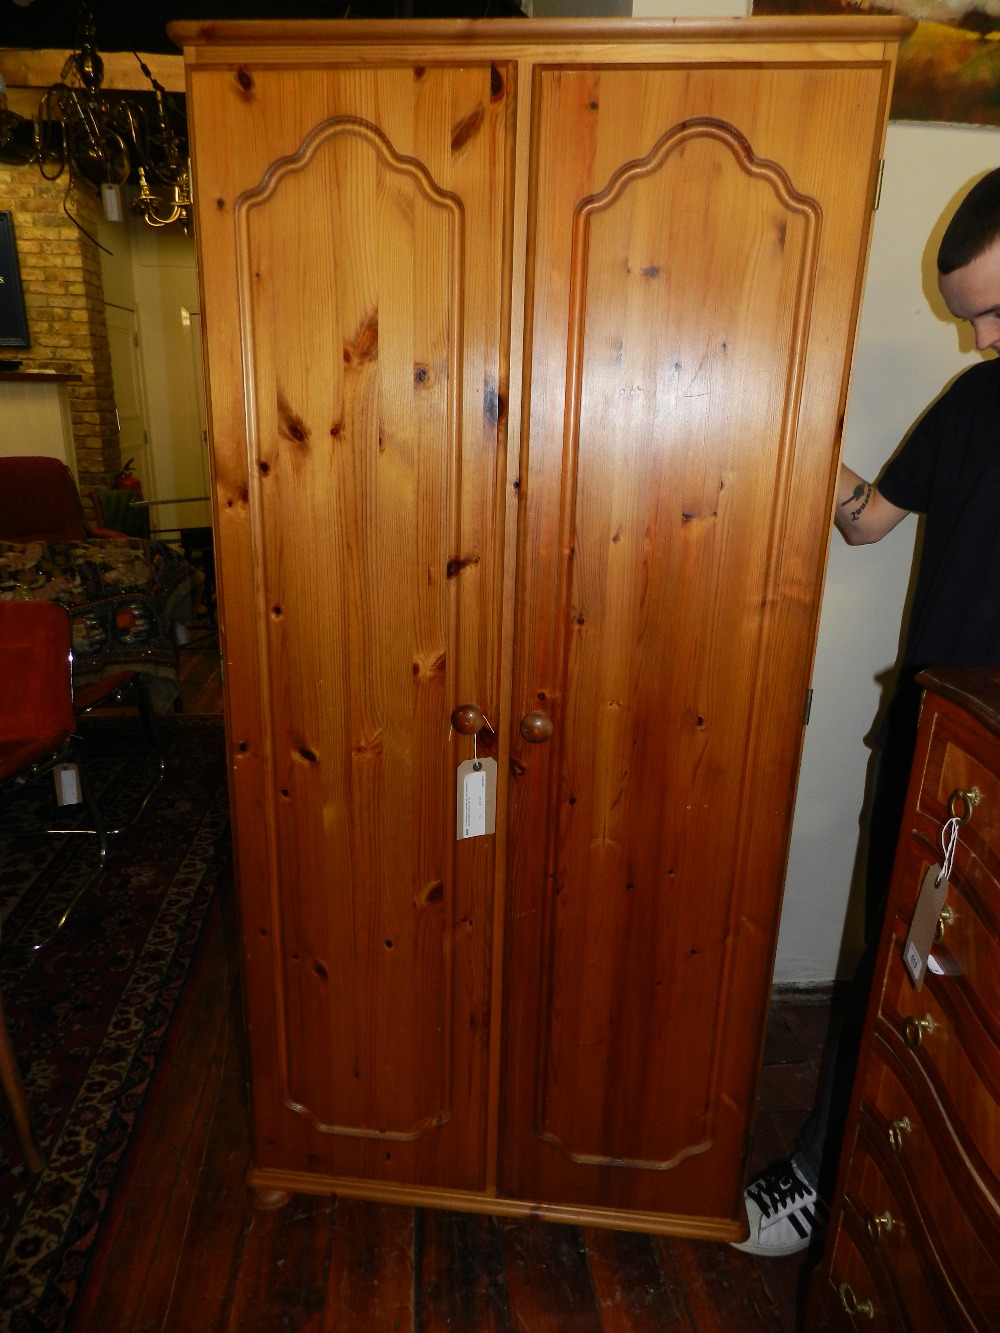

888,1116,912,1154
947,786,981,825
934,905,954,943
903,1014,934,1050
865,1210,895,1243
838,1282,875,1319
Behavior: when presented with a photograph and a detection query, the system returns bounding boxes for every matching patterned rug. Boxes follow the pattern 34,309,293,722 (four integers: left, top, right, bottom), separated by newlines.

0,714,230,1331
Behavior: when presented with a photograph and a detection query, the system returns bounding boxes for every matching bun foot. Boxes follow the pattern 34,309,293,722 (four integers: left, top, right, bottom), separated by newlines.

251,1186,291,1210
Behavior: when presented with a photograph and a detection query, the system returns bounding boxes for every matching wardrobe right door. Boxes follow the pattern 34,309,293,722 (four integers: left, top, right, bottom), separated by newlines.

500,53,893,1229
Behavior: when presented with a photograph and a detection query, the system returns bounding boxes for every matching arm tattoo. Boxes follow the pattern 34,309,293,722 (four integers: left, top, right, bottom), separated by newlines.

840,480,872,523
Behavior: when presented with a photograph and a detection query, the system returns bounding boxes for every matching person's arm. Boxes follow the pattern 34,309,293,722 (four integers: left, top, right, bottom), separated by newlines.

834,464,910,546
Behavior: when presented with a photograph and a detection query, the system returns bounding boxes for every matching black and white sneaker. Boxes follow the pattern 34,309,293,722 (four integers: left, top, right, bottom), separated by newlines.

731,1155,827,1257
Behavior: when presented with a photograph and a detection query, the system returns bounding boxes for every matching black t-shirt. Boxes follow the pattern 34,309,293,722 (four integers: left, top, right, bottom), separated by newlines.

879,357,1000,672
863,359,1000,900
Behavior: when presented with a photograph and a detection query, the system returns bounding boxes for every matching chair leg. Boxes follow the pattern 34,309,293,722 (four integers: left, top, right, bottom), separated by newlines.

0,988,44,1173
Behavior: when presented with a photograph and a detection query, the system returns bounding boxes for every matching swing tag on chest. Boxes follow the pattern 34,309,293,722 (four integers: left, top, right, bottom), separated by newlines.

903,863,949,990
456,758,497,839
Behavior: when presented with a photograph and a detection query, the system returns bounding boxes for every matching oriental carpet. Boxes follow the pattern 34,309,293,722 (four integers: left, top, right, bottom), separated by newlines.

0,714,230,1331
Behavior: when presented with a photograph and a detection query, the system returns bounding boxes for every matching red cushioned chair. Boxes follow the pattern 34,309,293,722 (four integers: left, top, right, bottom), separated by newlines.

0,600,163,952
0,600,163,1175
0,599,78,1172
0,455,124,542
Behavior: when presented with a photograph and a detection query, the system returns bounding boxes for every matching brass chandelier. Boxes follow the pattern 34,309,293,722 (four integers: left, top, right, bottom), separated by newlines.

0,3,191,230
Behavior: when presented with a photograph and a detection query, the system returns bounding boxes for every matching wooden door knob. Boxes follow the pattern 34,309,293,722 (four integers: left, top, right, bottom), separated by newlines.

451,704,486,734
519,710,553,743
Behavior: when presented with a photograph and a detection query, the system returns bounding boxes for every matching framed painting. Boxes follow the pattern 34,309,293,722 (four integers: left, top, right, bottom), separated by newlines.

751,0,1000,125
0,211,30,348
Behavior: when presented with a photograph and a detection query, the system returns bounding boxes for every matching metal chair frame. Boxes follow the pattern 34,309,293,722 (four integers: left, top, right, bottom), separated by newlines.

1,602,165,951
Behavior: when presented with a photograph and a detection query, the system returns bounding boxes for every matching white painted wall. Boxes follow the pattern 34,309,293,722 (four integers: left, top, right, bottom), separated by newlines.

0,378,76,466
532,0,634,13
631,0,749,14
536,0,751,12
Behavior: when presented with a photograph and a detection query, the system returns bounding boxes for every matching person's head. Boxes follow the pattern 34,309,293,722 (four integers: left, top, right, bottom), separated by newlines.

938,168,1000,276
938,168,1000,353
944,170,1000,354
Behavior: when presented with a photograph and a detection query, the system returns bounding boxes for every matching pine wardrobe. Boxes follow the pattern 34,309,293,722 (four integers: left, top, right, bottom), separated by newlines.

172,15,912,1237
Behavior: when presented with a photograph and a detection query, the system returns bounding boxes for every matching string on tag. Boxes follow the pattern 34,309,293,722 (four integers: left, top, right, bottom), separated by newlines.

936,815,960,886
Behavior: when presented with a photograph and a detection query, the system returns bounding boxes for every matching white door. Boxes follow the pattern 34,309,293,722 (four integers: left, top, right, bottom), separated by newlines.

104,302,151,492
178,305,211,531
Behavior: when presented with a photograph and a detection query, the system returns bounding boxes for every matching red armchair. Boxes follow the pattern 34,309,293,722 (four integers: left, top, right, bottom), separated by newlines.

0,455,125,542
0,600,163,950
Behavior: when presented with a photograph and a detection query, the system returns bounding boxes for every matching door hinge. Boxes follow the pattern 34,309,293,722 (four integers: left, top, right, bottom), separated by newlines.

873,159,885,212
803,688,814,726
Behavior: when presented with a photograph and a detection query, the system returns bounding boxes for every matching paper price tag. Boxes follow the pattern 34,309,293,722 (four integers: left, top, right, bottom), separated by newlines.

54,762,81,807
903,862,949,990
464,767,486,836
456,758,497,840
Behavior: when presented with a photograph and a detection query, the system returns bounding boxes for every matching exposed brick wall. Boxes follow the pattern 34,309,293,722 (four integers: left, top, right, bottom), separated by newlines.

1,164,122,491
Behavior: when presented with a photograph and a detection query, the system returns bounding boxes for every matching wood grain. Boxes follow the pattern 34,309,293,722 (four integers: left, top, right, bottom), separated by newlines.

584,1227,692,1332
322,1197,415,1333
501,1216,603,1333
501,53,892,1218
73,849,821,1332
415,1209,509,1332
182,18,905,1230
73,893,246,1333
659,1236,786,1332
223,1196,335,1333
810,674,1000,1330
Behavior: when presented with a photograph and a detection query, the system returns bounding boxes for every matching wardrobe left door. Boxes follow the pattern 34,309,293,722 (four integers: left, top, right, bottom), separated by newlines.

189,57,513,1194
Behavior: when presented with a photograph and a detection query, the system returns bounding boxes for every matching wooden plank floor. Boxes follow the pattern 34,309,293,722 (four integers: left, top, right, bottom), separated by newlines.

71,644,834,1332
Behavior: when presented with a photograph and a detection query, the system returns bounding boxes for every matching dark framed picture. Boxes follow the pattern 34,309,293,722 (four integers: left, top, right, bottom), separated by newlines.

0,211,30,348
752,0,1000,126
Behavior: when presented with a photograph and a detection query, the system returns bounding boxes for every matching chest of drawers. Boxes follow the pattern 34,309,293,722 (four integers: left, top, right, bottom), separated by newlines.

809,666,1000,1331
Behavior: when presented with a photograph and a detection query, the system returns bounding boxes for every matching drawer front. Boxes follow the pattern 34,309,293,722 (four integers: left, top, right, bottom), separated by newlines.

817,687,1000,1333
826,1201,900,1332
880,904,1000,1205
859,1043,1000,1331
918,711,1000,913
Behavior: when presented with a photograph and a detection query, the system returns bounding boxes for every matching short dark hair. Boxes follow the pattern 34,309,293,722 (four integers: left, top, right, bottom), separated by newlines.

938,167,1000,274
